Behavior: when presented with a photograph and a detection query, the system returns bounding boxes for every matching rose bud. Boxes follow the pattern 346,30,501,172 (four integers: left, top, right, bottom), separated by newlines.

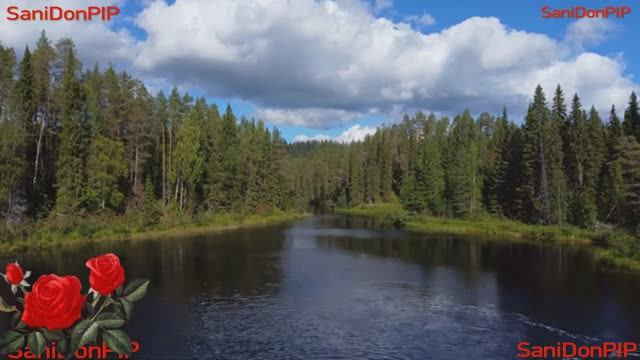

2,261,31,294
22,274,86,330
85,253,125,296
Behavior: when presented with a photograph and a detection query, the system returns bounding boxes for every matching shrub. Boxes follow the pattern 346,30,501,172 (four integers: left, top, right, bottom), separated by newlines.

381,209,408,228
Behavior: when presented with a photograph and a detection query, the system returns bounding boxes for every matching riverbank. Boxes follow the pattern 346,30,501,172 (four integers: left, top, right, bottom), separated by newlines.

0,210,308,255
337,203,640,271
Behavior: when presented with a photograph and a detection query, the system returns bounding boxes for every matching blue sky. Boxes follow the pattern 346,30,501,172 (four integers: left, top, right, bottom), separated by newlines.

1,0,637,142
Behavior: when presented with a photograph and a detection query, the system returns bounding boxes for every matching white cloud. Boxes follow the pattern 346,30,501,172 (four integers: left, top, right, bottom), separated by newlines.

130,0,636,127
254,107,380,128
292,134,332,143
2,0,636,128
564,18,616,51
293,124,378,143
405,12,436,26
373,0,393,13
0,0,136,65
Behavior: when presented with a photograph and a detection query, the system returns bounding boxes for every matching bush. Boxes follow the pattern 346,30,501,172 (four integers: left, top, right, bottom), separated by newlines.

606,233,640,261
523,230,559,243
381,209,408,228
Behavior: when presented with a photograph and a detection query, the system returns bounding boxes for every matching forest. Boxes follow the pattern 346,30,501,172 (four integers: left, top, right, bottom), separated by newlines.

1,33,640,257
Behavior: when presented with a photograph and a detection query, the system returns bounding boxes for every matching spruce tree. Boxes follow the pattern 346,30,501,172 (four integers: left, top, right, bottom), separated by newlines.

548,85,568,223
54,45,90,215
598,106,624,222
565,94,596,227
445,110,481,218
141,177,161,227
520,85,552,224
0,44,16,118
618,136,640,231
483,107,510,216
623,92,639,141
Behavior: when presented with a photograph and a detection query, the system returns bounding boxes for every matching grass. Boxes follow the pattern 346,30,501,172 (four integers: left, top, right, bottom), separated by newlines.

337,202,640,271
0,209,308,256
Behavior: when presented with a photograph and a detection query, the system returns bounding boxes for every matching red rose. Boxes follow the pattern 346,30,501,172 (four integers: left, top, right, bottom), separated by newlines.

5,262,24,285
22,275,86,330
85,253,125,296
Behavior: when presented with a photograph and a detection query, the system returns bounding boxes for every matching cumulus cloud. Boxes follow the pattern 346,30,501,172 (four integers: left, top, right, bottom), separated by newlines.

130,0,636,127
564,18,617,51
0,0,136,65
373,0,393,13
2,0,636,128
405,12,436,26
292,124,378,143
254,107,380,128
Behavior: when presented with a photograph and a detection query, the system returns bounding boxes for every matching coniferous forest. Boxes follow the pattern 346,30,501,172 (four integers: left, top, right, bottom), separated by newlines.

1,34,640,257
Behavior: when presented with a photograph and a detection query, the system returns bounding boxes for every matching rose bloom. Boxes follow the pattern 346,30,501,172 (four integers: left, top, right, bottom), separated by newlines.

5,262,24,285
85,253,125,295
22,275,86,330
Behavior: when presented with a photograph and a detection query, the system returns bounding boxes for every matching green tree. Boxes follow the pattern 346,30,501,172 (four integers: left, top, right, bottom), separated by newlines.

86,136,127,212
618,136,640,231
0,43,16,118
54,44,91,216
520,85,552,224
598,105,624,222
484,107,511,216
623,92,639,141
565,94,596,227
445,110,481,218
141,177,161,227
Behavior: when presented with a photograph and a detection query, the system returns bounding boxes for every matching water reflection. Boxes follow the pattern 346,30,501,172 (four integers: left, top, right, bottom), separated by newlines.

1,215,639,359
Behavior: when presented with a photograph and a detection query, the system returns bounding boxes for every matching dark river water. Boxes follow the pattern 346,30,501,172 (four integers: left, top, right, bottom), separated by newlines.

2,215,640,359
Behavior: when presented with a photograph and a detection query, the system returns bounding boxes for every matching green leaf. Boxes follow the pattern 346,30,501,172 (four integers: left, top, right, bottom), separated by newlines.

27,332,46,356
0,331,23,347
102,330,133,355
57,339,67,355
95,313,125,329
0,297,16,313
123,279,150,302
42,329,64,341
115,286,123,297
71,320,99,349
0,331,25,355
119,298,133,321
11,312,22,328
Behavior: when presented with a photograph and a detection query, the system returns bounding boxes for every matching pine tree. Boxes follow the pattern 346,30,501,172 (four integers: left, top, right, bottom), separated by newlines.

623,92,639,141
86,136,127,212
84,64,105,136
565,94,596,227
0,43,16,118
171,102,205,211
598,106,624,222
30,31,56,212
484,107,511,216
520,85,552,224
141,177,161,227
618,136,640,231
445,110,481,218
548,85,568,223
54,44,90,215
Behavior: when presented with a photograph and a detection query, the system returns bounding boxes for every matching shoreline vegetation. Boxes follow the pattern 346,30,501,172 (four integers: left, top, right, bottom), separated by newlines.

2,35,640,274
337,203,640,272
0,211,307,255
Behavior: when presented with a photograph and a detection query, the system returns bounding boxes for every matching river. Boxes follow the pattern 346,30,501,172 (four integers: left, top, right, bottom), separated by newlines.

2,215,640,359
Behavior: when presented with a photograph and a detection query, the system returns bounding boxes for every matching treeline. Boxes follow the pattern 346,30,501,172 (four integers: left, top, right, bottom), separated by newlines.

288,86,640,233
1,33,639,239
0,33,293,234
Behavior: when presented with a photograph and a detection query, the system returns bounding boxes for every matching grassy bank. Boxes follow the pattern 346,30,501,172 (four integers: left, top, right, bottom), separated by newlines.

0,210,308,255
338,203,640,271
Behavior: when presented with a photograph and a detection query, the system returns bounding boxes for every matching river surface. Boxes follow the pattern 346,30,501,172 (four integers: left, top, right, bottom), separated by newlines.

2,215,640,359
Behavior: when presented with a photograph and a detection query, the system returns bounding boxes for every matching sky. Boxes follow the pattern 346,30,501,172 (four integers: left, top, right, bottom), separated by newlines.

1,0,638,142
